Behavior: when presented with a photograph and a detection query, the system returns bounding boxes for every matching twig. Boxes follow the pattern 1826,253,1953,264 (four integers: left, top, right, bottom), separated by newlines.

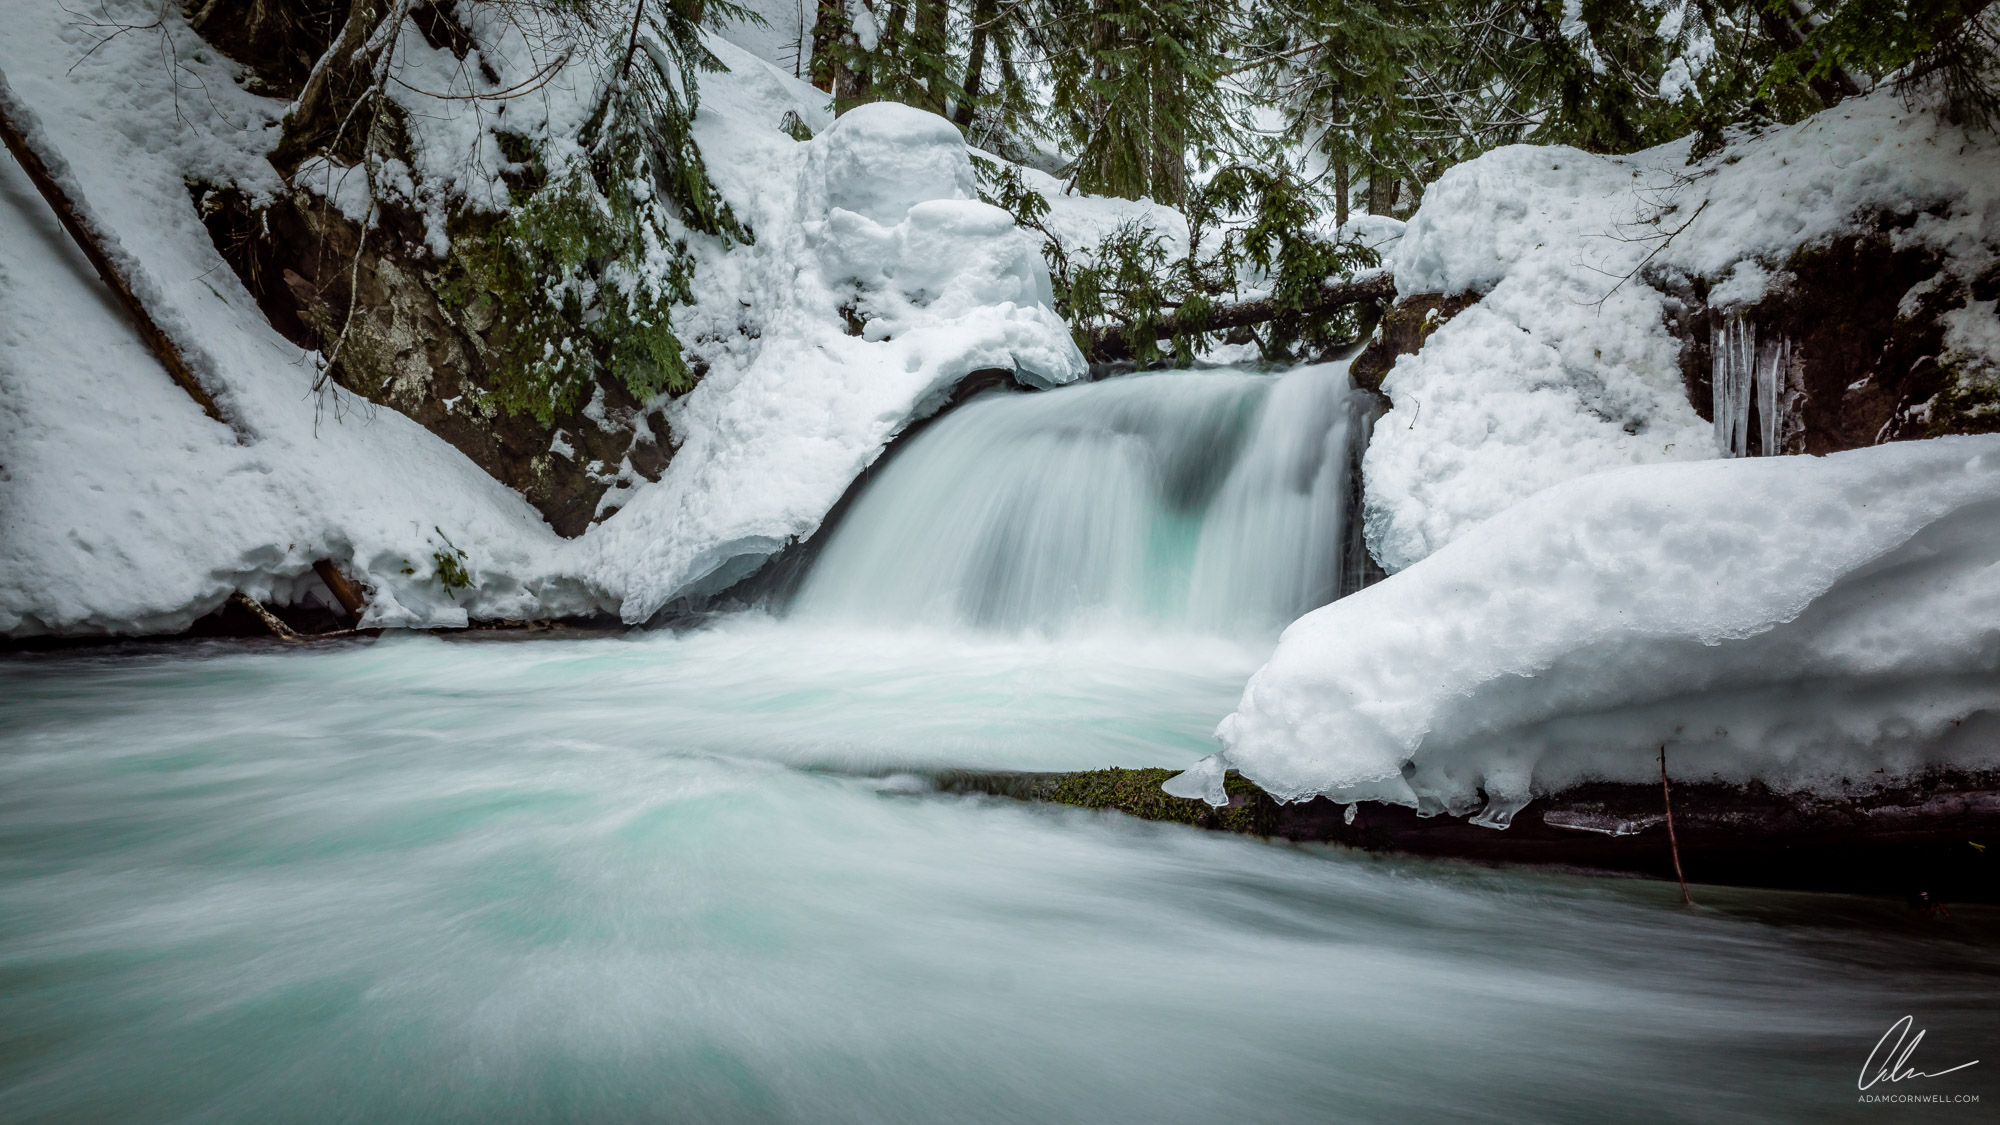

1660,743,1694,908
232,592,302,642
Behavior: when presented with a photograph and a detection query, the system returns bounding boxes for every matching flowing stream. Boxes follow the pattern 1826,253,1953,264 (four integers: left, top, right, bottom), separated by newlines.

4,364,1998,1122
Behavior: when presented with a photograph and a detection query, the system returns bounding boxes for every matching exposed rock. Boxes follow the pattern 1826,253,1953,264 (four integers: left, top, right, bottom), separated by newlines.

1655,220,2000,454
1347,290,1480,393
937,766,2000,901
182,1,680,536
193,183,673,535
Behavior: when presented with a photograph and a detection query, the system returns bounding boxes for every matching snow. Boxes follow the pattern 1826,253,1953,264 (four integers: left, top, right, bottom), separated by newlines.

1175,436,2000,818
1366,89,2000,573
0,1,1078,635
579,87,1084,620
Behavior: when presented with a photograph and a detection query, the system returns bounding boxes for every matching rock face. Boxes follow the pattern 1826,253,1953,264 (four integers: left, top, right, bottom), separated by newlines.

1363,224,1998,467
936,766,2000,901
194,183,672,536
186,1,674,537
1347,290,1479,393
1655,222,2000,455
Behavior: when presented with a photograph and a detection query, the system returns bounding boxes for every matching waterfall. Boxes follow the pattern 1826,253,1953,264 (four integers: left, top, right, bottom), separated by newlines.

1711,311,1795,457
791,363,1368,634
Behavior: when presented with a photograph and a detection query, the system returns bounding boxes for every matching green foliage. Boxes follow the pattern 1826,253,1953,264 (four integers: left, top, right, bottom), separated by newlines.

440,0,753,424
979,157,1379,365
431,528,472,599
1927,353,2000,435
1769,0,2000,127
443,158,696,422
1035,0,1243,204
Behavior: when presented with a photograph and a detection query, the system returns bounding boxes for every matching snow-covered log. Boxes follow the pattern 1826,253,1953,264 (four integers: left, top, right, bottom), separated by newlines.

1085,270,1396,362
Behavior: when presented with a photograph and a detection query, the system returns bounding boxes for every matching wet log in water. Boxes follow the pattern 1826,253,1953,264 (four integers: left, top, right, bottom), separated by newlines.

931,767,2000,903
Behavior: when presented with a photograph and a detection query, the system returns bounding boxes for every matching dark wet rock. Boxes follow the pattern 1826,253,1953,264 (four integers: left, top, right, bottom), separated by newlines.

938,766,2000,902
1348,290,1481,393
191,182,672,537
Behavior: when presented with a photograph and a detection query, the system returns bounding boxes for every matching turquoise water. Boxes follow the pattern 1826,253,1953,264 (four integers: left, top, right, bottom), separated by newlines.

3,627,1997,1123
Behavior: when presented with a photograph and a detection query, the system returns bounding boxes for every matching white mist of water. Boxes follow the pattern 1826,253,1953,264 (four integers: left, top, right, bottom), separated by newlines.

793,362,1363,634
4,639,1998,1124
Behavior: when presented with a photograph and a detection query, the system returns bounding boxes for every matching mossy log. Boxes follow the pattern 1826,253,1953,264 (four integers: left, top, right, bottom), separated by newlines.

934,767,2000,903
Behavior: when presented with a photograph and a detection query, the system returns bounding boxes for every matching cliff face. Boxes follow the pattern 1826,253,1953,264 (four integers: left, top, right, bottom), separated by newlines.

185,1,678,537
1656,223,2000,456
192,179,673,536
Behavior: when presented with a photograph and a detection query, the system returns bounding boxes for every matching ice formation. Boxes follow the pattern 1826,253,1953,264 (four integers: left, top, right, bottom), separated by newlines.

1365,90,2000,573
1179,436,2000,819
1709,311,1796,457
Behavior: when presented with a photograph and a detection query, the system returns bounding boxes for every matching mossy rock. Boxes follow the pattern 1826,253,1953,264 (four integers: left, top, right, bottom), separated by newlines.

1045,767,1280,836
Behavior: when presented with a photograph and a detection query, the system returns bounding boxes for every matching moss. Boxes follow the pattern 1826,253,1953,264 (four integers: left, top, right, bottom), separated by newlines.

1045,767,1280,836
439,160,696,425
1927,353,2000,437
431,528,472,600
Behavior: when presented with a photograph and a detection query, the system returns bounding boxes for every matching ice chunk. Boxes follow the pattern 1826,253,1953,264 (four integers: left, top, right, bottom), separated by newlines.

1162,754,1231,807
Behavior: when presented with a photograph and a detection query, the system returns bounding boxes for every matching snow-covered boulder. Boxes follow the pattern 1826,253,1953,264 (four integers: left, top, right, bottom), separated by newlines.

1169,436,2000,822
801,102,979,224
800,105,1060,358
1366,91,2000,574
577,92,1084,622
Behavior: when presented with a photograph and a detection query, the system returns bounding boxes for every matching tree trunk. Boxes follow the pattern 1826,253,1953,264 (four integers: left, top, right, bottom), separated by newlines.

1333,155,1349,228
810,0,856,97
955,0,995,129
913,0,949,115
0,70,228,426
1087,272,1396,361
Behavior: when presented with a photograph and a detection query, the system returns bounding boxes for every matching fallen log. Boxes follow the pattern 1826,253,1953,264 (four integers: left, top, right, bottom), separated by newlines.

0,69,227,426
1,70,375,628
1085,271,1397,362
932,766,2000,903
312,559,368,626
231,592,302,642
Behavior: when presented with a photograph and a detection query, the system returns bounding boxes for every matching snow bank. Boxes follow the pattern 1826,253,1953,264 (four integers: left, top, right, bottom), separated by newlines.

1367,92,2000,572
1170,437,2000,820
578,94,1083,621
0,4,1078,635
0,1,584,635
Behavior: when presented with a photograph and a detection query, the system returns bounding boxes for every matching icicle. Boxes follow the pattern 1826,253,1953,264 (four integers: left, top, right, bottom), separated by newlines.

1711,312,1793,457
1711,312,1754,456
1755,334,1788,456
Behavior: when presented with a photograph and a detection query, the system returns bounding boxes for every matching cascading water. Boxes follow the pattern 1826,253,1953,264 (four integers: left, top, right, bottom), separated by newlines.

8,357,2000,1122
792,362,1369,634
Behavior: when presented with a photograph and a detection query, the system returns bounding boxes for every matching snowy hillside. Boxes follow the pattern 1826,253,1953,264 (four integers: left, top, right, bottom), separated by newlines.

0,1,1080,635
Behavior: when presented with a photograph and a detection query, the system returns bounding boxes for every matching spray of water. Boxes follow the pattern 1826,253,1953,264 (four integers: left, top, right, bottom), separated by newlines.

793,363,1368,634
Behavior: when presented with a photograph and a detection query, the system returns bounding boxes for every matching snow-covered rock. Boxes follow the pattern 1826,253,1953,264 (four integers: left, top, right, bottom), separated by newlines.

1367,92,2000,573
0,3,1079,635
578,86,1083,621
1174,436,2000,820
